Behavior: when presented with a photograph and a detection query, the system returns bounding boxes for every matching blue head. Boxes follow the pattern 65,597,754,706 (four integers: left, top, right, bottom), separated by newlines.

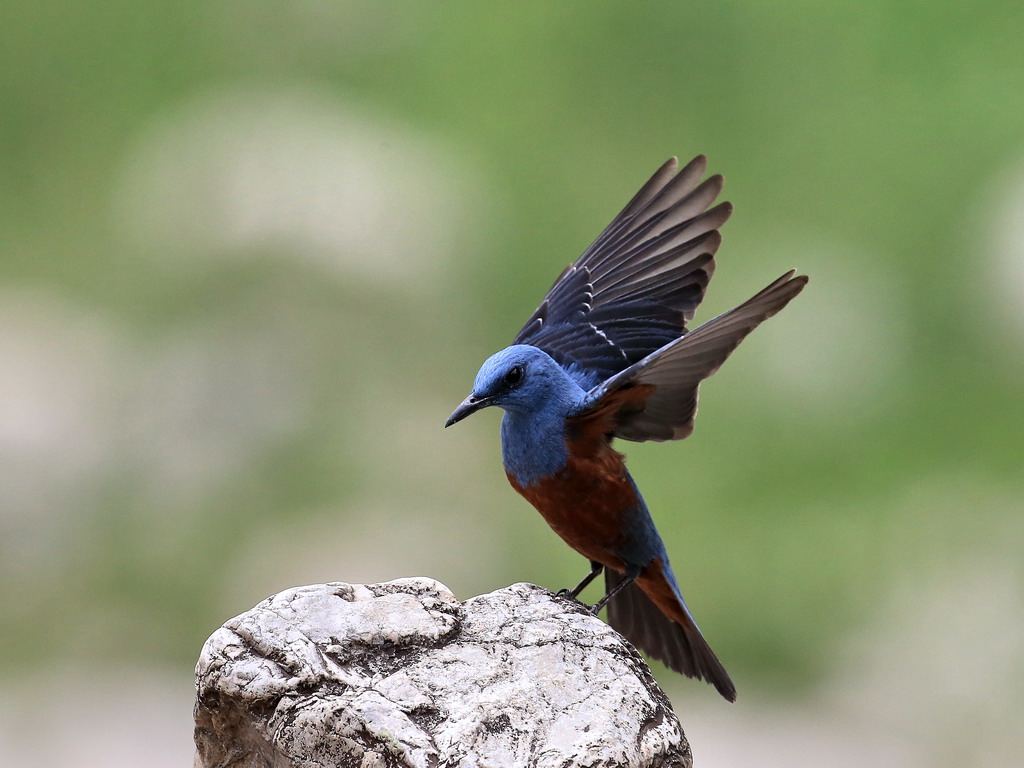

445,345,585,428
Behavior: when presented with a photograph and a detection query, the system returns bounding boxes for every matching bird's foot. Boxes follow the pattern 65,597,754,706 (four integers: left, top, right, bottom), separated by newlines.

555,588,587,607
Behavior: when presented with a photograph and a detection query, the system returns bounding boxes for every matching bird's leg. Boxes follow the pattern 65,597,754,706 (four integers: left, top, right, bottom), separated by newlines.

556,561,604,600
590,565,641,615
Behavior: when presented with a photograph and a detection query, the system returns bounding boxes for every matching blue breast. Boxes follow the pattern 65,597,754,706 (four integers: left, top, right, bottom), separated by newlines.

500,410,570,487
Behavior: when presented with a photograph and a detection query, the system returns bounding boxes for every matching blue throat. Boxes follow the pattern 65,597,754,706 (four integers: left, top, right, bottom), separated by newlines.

500,407,571,487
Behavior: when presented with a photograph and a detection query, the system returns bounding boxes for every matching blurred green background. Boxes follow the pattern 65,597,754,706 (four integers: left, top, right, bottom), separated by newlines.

1,2,1022,765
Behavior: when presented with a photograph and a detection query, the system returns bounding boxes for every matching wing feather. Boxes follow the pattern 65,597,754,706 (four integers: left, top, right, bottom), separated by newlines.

579,271,808,442
514,157,729,386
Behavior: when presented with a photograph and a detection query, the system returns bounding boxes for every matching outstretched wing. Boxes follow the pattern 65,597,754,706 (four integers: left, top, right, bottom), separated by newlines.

576,270,808,442
514,156,731,388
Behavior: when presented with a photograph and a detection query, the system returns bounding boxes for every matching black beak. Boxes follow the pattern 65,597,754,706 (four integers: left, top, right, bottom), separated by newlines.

445,394,492,427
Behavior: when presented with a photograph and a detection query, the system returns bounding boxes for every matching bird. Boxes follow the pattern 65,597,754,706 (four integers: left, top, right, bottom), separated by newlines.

445,156,807,701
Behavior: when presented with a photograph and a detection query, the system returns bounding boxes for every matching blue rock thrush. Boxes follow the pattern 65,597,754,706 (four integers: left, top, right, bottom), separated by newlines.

446,156,807,701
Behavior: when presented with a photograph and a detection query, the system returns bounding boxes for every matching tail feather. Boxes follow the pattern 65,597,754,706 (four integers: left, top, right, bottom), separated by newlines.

605,568,736,702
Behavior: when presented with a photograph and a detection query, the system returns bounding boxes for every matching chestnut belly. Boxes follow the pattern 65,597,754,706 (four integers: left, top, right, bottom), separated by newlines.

506,453,641,571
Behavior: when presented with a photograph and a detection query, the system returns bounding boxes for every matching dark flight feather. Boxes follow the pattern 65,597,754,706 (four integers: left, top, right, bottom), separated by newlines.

580,270,808,442
514,156,729,387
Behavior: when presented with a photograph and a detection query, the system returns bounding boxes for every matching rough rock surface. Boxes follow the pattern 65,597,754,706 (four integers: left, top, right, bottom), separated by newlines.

194,578,691,768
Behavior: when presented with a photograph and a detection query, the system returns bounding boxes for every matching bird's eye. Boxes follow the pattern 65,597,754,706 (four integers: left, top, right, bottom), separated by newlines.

503,365,524,389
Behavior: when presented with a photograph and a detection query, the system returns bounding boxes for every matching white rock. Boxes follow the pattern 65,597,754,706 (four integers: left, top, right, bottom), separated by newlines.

194,579,691,768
